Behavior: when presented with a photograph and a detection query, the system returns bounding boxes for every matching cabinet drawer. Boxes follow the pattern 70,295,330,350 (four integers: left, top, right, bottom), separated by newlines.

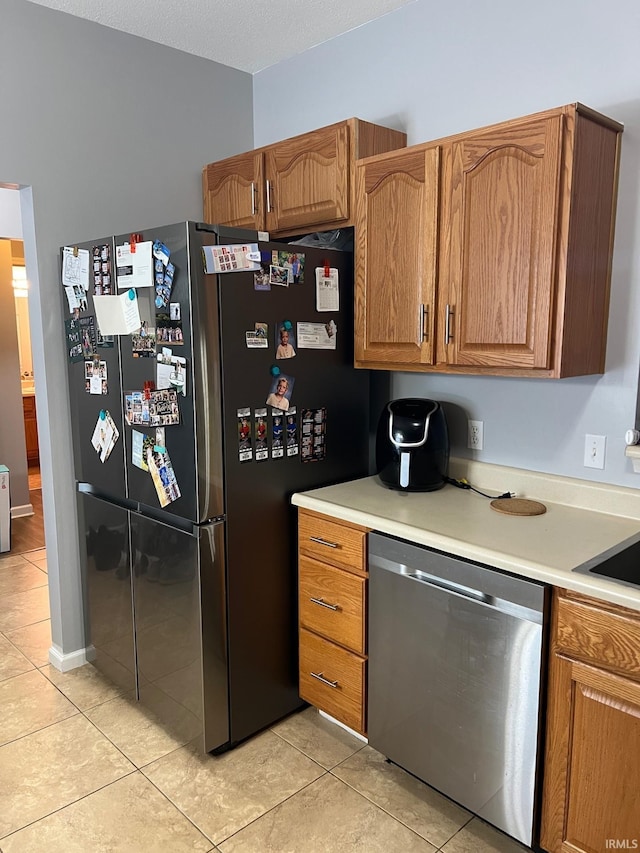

299,628,366,734
298,510,368,575
299,556,366,653
555,592,640,682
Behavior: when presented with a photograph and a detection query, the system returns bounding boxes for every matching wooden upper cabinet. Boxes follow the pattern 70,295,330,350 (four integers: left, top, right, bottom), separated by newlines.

355,103,622,377
264,123,350,234
440,115,563,369
202,119,406,238
202,150,263,230
355,147,439,367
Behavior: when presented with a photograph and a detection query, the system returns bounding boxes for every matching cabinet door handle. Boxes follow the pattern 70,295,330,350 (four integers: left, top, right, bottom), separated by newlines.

445,304,454,344
310,596,340,611
250,182,256,216
309,536,338,549
420,303,429,342
266,179,273,212
310,671,339,689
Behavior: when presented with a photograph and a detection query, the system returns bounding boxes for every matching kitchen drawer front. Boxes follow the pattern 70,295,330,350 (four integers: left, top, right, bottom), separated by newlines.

555,592,640,682
299,556,366,653
299,628,366,734
298,509,368,575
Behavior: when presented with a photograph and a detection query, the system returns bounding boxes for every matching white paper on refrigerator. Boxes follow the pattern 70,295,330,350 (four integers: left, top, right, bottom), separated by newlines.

116,241,153,288
315,267,339,312
61,246,90,290
94,290,141,335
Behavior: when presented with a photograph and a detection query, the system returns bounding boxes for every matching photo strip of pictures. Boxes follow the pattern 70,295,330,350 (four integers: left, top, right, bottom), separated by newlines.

124,389,180,427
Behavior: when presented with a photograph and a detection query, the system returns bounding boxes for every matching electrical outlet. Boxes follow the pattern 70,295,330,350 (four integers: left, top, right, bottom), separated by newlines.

584,434,606,469
468,419,484,450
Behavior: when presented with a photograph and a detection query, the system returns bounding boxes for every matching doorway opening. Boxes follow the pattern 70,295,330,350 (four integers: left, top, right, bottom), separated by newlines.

0,186,45,553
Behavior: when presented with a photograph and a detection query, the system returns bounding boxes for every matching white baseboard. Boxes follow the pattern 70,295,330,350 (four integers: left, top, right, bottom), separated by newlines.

10,503,33,519
48,645,90,672
318,710,368,743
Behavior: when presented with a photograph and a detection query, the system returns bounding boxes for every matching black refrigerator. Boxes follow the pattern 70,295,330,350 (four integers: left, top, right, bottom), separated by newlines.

64,221,380,753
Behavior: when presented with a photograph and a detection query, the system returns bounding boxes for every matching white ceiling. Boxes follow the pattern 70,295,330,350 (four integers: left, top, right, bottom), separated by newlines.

27,0,415,74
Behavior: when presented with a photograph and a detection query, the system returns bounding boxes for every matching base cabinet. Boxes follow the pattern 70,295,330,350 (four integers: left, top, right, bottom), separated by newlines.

355,103,623,377
540,590,640,852
23,395,39,465
297,508,369,735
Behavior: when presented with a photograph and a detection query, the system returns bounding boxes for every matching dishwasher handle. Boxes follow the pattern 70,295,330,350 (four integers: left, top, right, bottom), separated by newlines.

407,568,489,604
370,551,544,625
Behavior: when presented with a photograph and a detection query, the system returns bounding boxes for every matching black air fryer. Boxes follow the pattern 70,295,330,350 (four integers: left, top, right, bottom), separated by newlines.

376,399,449,492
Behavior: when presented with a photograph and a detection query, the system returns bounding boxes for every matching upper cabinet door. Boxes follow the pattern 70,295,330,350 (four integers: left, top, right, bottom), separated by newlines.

264,124,350,234
355,147,439,367
442,115,563,369
202,151,263,229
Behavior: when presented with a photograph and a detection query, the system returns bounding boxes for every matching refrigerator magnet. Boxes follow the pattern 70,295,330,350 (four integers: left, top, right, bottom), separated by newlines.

246,330,268,349
286,407,298,456
301,408,326,463
65,319,83,363
269,264,289,287
156,312,184,346
271,413,284,459
255,408,268,461
237,408,252,462
266,374,294,412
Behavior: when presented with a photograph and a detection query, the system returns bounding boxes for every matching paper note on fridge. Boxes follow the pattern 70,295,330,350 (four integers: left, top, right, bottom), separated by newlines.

315,268,339,312
297,321,337,350
94,291,141,335
61,246,90,290
116,241,153,288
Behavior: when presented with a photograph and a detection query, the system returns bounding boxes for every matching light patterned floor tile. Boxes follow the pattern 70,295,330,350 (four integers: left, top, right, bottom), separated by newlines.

0,560,48,597
40,663,130,711
0,634,34,682
1,772,214,852
271,707,365,769
27,556,47,573
0,714,134,838
440,817,531,853
219,773,437,853
86,694,198,767
0,554,29,569
0,584,50,631
24,548,46,562
143,729,325,844
333,745,472,847
4,618,51,667
0,669,77,746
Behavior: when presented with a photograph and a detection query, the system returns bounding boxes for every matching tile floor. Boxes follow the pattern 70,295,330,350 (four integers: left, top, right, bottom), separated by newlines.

0,547,531,852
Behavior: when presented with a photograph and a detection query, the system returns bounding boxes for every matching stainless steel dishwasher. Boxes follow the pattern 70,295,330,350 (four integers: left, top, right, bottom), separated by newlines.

368,533,548,848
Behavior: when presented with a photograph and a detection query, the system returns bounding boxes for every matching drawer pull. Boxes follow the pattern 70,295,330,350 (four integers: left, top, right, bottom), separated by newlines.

310,596,340,612
310,671,339,689
309,536,339,549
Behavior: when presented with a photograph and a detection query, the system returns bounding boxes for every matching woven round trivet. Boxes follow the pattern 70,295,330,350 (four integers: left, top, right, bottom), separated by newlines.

490,498,547,516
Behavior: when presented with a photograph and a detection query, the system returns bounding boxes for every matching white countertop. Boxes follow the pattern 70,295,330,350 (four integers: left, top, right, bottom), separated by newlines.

292,460,640,612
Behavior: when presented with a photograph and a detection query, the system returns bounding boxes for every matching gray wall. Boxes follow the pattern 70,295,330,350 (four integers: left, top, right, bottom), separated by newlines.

254,0,640,489
1,0,253,661
0,239,30,513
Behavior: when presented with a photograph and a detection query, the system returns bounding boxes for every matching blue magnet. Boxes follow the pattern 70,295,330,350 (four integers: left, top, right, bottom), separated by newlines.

99,410,106,420
128,289,135,300
270,365,281,377
282,320,293,331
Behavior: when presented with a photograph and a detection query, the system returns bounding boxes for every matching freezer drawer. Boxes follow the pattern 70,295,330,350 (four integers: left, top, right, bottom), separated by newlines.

77,491,135,696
